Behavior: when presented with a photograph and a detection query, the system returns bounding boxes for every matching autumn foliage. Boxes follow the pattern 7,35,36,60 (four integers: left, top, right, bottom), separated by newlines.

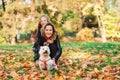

0,43,120,80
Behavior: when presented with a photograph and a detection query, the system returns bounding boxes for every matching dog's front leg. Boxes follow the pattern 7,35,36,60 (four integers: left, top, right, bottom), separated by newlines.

47,64,52,70
39,62,44,71
47,61,53,70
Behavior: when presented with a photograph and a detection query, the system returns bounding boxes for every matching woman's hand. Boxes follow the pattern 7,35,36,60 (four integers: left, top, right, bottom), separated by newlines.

44,42,48,45
43,39,53,45
52,58,55,60
52,58,55,62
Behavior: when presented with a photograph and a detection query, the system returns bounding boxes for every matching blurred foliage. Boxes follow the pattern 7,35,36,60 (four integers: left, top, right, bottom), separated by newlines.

76,27,94,42
0,0,120,44
0,1,39,44
0,35,6,44
56,27,64,38
0,22,3,30
103,9,120,38
61,10,75,23
0,9,4,17
84,14,98,28
35,3,41,13
17,33,31,40
5,1,31,16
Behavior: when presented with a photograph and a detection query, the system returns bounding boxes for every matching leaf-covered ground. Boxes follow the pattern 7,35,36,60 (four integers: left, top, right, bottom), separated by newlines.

0,42,120,80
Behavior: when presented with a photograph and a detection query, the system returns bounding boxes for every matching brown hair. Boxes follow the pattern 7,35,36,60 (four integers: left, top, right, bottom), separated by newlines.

38,14,50,29
41,23,57,41
35,14,51,39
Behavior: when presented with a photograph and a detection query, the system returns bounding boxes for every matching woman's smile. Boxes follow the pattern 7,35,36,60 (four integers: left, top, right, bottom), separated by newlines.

44,25,53,38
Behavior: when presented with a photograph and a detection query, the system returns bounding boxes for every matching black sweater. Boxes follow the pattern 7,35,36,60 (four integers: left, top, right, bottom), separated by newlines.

33,27,62,62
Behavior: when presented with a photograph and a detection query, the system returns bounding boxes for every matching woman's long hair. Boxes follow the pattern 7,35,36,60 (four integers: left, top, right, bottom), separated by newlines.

41,23,57,41
35,14,51,39
38,14,50,29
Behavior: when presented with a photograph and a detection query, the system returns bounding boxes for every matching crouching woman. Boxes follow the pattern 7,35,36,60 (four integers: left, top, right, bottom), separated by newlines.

33,23,62,66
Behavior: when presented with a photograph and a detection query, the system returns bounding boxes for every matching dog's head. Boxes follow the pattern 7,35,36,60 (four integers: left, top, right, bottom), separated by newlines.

39,45,50,57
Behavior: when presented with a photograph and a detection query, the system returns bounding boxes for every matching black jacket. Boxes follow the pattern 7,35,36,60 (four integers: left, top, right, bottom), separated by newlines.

32,28,62,62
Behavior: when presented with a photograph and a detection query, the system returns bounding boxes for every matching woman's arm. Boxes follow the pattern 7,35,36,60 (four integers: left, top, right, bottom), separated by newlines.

53,35,62,60
32,26,41,51
32,28,44,62
32,38,40,53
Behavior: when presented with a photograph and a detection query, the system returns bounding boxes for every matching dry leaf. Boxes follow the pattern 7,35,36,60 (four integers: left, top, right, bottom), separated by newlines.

0,61,3,69
23,74,31,80
10,71,20,80
44,77,51,80
55,73,64,80
115,75,120,79
22,61,29,68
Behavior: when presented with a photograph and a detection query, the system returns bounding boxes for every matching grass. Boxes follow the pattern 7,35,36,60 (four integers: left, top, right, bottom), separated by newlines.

0,42,120,79
0,42,120,52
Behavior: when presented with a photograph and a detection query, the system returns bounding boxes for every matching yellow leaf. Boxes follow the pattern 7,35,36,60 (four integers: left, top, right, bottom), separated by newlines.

104,77,111,80
10,71,20,80
23,74,31,80
55,73,64,80
94,68,99,73
0,61,3,69
44,77,51,80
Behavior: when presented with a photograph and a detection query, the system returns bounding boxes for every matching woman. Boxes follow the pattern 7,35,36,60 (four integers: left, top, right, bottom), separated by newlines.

36,14,50,39
33,14,50,65
33,23,62,65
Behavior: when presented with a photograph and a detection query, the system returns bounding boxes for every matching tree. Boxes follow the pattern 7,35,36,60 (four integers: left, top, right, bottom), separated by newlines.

1,0,5,11
116,0,120,15
31,0,35,15
93,0,106,42
0,1,38,44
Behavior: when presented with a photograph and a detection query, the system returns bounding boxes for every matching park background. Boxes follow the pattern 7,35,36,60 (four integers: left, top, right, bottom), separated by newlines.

0,0,120,80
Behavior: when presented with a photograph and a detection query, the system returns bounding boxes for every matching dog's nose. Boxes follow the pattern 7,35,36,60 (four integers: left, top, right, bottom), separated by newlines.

44,50,47,53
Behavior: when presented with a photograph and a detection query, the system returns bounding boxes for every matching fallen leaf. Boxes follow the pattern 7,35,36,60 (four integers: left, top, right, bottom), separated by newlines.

22,61,29,68
55,73,64,80
0,61,3,69
23,74,31,80
10,71,20,80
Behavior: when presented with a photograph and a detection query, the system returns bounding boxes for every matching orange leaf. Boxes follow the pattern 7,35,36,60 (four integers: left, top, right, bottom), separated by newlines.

0,61,3,69
23,61,29,68
23,74,31,80
55,73,64,80
104,77,111,80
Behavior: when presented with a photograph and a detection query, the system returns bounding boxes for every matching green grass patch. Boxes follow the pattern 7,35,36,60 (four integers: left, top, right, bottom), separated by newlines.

0,42,120,56
0,42,120,79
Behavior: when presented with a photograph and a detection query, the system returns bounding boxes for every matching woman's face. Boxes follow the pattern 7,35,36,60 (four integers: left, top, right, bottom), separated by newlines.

40,17,48,26
44,25,53,38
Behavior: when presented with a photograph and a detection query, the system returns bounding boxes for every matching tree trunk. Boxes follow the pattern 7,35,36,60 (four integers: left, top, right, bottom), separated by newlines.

117,0,120,15
31,0,35,15
2,0,5,12
79,12,84,30
97,15,106,42
94,0,106,42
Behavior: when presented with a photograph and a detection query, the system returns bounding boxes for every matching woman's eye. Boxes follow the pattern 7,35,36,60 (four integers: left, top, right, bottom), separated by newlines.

46,29,49,31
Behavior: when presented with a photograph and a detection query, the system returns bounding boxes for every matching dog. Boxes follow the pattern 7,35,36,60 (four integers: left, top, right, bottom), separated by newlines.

38,45,57,70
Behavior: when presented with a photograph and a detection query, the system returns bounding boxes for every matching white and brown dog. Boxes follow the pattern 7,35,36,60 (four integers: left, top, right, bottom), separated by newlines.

38,45,57,70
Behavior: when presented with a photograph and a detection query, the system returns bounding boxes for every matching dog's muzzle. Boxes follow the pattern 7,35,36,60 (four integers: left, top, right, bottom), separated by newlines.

43,50,48,54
